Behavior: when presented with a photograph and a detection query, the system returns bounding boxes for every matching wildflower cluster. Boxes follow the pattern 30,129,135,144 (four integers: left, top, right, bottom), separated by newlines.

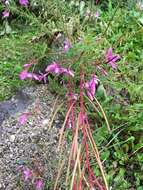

18,35,121,189
18,166,44,190
19,39,120,101
2,0,29,19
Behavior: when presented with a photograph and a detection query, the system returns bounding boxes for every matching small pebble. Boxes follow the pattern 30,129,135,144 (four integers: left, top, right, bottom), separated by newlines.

10,135,15,142
42,119,49,125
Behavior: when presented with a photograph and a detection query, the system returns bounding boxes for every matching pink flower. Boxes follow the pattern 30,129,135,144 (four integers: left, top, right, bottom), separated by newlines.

2,10,10,18
60,68,74,77
84,75,99,101
105,47,120,69
26,73,41,81
19,70,41,81
45,63,74,77
19,0,28,6
19,70,28,80
63,40,71,52
23,60,37,69
18,112,31,125
35,179,44,189
23,168,32,181
23,63,33,69
45,62,61,74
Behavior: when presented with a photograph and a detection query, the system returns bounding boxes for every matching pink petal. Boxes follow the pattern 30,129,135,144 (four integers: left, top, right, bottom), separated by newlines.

35,179,44,189
23,168,32,181
45,63,60,73
63,40,71,52
105,47,120,69
61,68,74,77
106,47,113,62
19,71,41,81
19,0,28,6
18,113,31,125
23,63,33,69
108,61,117,69
2,10,10,18
97,66,108,76
87,91,94,101
84,75,99,101
27,73,41,81
55,67,61,74
45,63,74,77
19,70,28,80
95,11,100,18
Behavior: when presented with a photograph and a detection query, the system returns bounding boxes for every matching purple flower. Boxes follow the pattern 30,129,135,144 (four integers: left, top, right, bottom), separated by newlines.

23,168,32,181
19,70,41,81
19,0,29,6
60,68,74,77
63,39,71,52
35,179,44,190
23,60,37,69
18,112,31,125
45,62,61,74
19,70,28,80
2,10,10,18
105,47,120,69
26,73,41,81
45,63,74,77
23,63,33,69
84,75,99,101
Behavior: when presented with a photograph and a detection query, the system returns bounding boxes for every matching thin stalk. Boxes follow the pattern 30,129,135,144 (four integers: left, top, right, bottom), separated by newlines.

85,123,109,190
65,114,80,186
58,102,75,150
53,158,65,190
94,96,111,132
84,94,111,133
69,145,81,190
48,102,64,131
54,133,66,190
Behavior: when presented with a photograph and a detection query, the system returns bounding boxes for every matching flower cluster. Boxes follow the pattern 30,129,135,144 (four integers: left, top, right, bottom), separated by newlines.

45,62,74,77
18,166,44,189
19,61,74,82
19,61,41,81
2,0,29,19
19,36,121,102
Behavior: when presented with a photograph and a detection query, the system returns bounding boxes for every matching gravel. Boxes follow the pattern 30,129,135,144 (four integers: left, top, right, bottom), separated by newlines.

0,84,67,190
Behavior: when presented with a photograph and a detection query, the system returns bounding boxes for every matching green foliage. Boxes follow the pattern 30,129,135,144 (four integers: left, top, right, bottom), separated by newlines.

0,0,143,189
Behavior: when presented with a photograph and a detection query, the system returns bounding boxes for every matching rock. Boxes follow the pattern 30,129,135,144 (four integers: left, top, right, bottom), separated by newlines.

42,119,49,126
0,86,34,125
0,85,67,189
9,135,15,142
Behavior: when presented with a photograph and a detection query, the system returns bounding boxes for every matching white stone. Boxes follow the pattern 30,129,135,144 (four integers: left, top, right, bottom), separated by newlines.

42,119,49,126
10,135,15,142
